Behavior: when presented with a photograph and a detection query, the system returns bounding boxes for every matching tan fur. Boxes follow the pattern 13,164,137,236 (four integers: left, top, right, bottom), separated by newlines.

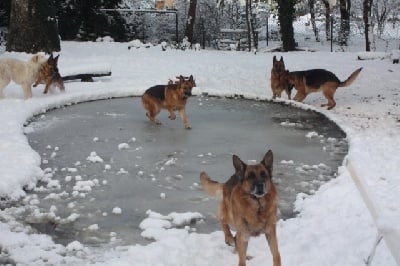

0,54,46,99
200,150,281,266
270,56,291,100
33,53,65,94
142,75,196,129
285,68,362,110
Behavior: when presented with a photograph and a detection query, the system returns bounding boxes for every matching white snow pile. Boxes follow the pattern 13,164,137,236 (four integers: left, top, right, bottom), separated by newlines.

117,142,130,150
305,131,321,138
61,63,111,76
73,180,98,192
391,50,400,60
86,151,104,163
112,207,122,215
357,51,391,60
139,210,204,240
128,39,151,49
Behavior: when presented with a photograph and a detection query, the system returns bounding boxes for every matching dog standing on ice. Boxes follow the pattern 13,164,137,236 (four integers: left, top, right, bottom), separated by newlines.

0,54,46,99
200,150,281,266
142,75,196,129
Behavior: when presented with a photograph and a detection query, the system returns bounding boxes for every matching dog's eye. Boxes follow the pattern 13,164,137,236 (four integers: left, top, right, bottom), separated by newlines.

247,172,256,180
260,171,268,179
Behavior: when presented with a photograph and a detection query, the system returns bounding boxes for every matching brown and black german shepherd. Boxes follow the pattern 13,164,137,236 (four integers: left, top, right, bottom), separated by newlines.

200,150,281,266
142,75,196,129
270,56,292,100
33,53,65,94
285,67,362,110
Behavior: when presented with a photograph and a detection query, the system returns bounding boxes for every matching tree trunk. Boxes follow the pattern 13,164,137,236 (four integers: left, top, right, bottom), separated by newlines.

363,0,373,51
373,1,387,37
322,0,331,41
309,0,320,42
0,1,11,28
245,0,256,51
277,0,296,51
184,0,197,46
250,1,258,50
7,0,60,53
338,0,351,46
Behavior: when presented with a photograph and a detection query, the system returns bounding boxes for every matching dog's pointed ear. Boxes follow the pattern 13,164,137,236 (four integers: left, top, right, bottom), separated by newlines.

48,53,54,63
32,54,40,63
233,155,246,179
189,75,193,81
273,56,277,62
54,54,60,63
261,150,273,176
280,56,284,62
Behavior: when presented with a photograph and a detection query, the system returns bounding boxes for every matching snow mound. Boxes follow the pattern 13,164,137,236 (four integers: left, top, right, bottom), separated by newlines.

139,210,204,241
86,152,103,163
357,52,390,60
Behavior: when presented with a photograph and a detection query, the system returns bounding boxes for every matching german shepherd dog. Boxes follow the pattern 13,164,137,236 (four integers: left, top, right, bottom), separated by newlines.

200,150,281,266
285,67,362,110
33,53,65,94
142,75,196,129
270,56,292,100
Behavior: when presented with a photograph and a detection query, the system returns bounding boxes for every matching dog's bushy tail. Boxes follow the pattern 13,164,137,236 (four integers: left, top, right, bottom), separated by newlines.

339,67,363,87
200,172,223,199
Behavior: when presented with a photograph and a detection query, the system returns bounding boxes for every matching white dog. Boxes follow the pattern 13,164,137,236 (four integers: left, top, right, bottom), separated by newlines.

0,54,46,99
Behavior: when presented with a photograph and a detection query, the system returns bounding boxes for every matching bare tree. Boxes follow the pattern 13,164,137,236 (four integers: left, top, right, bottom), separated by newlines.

245,0,257,51
7,0,60,53
338,0,351,46
321,0,331,41
372,0,388,37
226,0,243,29
308,0,320,42
185,0,197,46
277,0,296,51
363,0,373,51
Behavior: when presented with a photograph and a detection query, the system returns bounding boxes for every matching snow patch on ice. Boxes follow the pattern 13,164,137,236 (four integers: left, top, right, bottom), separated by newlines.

86,152,103,163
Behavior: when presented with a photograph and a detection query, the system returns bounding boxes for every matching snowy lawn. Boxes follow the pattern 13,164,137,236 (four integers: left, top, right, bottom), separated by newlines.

0,41,399,265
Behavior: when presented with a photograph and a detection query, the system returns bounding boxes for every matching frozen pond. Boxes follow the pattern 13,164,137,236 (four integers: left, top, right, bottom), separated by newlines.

20,96,347,246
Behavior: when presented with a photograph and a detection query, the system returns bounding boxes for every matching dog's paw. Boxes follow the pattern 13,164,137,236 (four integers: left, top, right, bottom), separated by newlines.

225,235,236,247
168,115,176,120
185,125,192,130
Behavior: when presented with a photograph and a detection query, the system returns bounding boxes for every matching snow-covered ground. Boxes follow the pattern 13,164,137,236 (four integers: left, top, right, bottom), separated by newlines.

0,41,399,265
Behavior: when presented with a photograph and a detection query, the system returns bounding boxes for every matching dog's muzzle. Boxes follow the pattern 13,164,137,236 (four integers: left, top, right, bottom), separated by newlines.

184,91,192,97
251,182,267,198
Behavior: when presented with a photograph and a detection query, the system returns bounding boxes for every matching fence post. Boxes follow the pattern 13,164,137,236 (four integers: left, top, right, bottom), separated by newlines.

266,15,269,46
330,14,333,52
346,160,400,265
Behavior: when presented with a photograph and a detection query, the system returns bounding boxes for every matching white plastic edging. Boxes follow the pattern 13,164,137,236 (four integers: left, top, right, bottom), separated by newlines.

346,160,400,266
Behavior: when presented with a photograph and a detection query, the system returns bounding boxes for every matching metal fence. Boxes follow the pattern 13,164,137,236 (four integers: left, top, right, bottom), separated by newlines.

257,15,400,52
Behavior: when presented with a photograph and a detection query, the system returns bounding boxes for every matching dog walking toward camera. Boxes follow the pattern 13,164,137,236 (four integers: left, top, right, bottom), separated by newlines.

33,53,65,94
285,67,362,110
0,54,47,99
270,56,293,100
142,75,196,129
200,150,281,266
